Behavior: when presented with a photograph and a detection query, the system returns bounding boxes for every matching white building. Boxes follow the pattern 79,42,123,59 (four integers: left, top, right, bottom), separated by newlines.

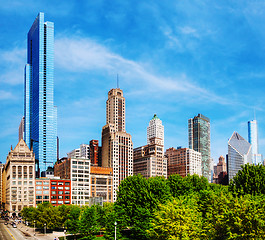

147,114,164,146
67,144,90,159
228,132,252,182
70,158,90,205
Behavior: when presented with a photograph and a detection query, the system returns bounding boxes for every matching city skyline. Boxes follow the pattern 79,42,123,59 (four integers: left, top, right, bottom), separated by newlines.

1,1,265,164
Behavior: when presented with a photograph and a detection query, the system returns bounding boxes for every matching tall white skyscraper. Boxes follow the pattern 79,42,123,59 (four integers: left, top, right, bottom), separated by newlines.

228,132,252,182
248,120,262,165
147,114,164,145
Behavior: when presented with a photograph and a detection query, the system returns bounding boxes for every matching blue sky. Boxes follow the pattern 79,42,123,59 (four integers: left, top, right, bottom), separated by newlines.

1,0,265,164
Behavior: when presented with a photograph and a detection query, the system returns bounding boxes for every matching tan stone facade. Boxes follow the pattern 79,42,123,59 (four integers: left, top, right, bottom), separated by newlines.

133,139,167,179
166,147,202,177
90,166,113,203
3,139,35,214
0,163,4,209
102,88,133,201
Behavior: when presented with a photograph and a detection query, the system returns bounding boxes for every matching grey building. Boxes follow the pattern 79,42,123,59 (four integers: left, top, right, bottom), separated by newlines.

228,132,252,182
188,114,211,182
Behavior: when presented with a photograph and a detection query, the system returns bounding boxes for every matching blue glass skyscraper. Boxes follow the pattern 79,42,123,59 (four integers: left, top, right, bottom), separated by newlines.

248,120,262,165
24,12,57,176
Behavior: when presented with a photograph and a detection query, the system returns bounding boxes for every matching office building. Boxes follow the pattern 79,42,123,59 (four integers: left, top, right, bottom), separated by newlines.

166,147,202,177
19,117,25,141
35,178,50,205
67,144,90,159
134,114,166,178
213,156,227,184
90,166,113,203
90,140,100,166
54,157,113,204
228,132,252,182
0,163,4,209
35,178,71,206
24,12,57,176
188,114,211,181
147,114,164,145
248,120,263,165
2,139,35,214
101,88,133,201
57,158,90,205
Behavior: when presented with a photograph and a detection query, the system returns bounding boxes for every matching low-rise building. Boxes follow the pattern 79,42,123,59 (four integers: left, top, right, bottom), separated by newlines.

55,157,113,204
35,177,71,206
3,139,35,215
90,166,112,202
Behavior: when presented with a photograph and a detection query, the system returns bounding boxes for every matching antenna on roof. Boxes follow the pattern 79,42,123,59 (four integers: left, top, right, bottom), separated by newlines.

254,108,256,120
117,74,119,89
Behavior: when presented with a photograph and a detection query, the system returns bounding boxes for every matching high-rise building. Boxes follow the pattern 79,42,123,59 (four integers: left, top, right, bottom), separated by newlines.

213,156,227,184
133,114,166,179
147,114,164,145
188,114,211,181
24,12,57,176
166,147,202,177
101,88,133,201
19,117,25,141
90,140,99,166
0,163,4,209
248,120,263,165
228,132,252,182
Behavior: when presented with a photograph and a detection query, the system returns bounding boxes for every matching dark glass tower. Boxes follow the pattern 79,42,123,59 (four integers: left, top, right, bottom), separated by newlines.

24,12,57,176
188,114,211,181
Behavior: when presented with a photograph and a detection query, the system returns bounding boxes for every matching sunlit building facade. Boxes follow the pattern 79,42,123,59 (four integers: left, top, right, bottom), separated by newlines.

166,147,202,177
248,120,263,165
228,132,252,182
101,88,133,202
189,114,211,181
24,12,57,176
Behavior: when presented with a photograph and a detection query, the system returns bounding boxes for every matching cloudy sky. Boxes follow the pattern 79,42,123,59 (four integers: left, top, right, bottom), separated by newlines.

1,0,265,163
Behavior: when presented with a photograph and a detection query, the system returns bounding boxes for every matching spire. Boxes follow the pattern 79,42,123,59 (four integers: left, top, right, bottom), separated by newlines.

117,74,119,89
152,114,159,120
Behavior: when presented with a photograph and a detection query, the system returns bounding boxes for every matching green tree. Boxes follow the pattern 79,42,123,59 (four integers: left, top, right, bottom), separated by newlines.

198,190,265,239
115,175,171,239
147,197,202,240
65,205,81,235
79,205,101,240
229,163,265,196
167,174,209,197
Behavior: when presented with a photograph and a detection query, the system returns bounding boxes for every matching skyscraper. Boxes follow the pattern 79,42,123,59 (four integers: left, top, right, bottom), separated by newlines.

133,114,167,179
248,120,262,165
24,13,57,176
101,88,133,201
147,114,164,145
188,114,211,181
228,132,252,182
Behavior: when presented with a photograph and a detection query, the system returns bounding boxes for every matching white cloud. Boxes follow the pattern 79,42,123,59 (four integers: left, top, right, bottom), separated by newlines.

0,47,26,85
0,90,14,100
55,36,228,104
179,26,198,36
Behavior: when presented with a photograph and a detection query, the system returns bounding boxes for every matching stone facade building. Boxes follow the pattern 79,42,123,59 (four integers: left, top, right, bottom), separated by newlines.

2,139,35,214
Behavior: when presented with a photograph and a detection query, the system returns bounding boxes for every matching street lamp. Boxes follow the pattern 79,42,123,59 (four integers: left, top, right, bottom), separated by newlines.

33,220,36,236
44,223,46,235
114,221,117,240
